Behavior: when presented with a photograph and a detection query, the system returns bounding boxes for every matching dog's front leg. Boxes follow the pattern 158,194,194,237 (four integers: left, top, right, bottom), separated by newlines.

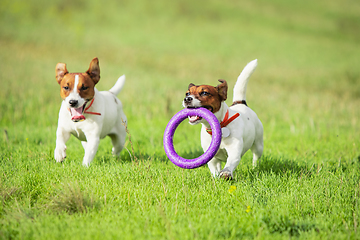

207,158,222,177
201,130,228,177
207,149,227,177
54,127,71,162
220,139,243,180
82,136,100,167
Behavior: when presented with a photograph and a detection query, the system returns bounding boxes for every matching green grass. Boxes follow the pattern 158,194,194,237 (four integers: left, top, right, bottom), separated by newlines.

0,0,360,239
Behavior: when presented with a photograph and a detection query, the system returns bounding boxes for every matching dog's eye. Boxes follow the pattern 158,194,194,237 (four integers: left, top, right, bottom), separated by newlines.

81,86,89,91
200,91,210,96
63,86,69,91
185,92,190,96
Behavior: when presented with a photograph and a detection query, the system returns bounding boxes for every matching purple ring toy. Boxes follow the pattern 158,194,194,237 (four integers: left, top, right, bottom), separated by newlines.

163,108,222,169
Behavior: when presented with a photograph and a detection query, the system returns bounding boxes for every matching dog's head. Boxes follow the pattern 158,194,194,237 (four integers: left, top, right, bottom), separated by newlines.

55,57,100,122
182,80,228,124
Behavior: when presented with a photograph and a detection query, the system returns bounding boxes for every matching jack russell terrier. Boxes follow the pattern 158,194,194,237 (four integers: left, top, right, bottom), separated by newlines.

182,59,263,179
54,57,127,166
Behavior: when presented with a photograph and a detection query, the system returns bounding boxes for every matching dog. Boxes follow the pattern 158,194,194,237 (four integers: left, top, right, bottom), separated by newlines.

54,57,127,166
182,59,263,179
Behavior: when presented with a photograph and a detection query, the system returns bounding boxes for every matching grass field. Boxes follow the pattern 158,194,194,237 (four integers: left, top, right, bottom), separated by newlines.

1,0,360,239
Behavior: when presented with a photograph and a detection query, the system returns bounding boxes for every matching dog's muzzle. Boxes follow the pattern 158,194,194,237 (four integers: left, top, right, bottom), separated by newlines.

184,96,193,104
69,99,79,108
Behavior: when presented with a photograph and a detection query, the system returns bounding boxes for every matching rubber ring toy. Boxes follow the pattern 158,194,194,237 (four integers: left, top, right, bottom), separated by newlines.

163,108,222,169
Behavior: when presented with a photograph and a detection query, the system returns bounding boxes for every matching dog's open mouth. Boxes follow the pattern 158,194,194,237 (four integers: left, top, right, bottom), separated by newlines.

186,106,213,124
188,115,202,124
69,103,87,122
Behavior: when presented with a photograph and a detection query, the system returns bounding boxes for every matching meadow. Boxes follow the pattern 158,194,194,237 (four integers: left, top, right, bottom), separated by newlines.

0,0,360,239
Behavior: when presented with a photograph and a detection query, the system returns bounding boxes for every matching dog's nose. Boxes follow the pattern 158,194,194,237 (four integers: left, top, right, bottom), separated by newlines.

69,100,78,107
184,96,193,103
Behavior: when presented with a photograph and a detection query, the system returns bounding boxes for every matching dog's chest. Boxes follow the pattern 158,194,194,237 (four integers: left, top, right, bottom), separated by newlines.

70,126,87,141
66,119,89,141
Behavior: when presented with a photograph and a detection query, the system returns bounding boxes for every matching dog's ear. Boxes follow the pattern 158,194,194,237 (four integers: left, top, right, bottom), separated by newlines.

55,63,69,85
216,79,228,101
188,83,196,90
86,57,100,85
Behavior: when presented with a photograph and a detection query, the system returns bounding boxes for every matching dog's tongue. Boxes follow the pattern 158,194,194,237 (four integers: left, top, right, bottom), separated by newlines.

189,115,201,123
70,107,85,121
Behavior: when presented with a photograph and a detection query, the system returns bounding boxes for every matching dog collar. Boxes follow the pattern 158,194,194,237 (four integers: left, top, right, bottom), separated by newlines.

206,110,239,136
231,100,248,107
84,98,101,116
68,98,101,122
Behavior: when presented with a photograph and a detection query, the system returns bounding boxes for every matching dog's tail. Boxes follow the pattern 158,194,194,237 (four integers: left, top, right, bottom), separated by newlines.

233,59,257,103
109,75,126,95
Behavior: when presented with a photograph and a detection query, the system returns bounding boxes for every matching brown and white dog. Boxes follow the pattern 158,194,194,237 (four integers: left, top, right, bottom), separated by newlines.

54,58,127,166
182,59,263,179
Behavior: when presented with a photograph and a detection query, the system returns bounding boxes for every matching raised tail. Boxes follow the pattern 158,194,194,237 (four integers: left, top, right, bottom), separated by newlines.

233,59,258,103
109,75,126,95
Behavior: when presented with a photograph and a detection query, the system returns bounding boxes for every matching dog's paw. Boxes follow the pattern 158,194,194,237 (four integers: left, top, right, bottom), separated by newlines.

82,156,92,167
111,147,120,156
82,161,90,167
219,168,233,181
54,146,67,162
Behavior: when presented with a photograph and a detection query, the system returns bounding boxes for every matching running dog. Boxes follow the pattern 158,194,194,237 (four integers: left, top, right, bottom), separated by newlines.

54,58,127,166
182,59,263,179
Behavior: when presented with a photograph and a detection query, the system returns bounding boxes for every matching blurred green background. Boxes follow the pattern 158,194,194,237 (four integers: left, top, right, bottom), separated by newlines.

1,0,359,162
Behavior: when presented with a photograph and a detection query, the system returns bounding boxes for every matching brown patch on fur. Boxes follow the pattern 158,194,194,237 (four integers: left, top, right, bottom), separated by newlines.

55,63,68,84
58,73,96,100
186,80,228,113
216,80,228,101
86,58,100,84
55,58,100,100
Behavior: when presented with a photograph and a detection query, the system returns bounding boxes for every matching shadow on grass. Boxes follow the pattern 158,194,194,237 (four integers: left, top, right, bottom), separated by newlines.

257,156,309,176
238,155,316,182
262,215,319,237
250,154,360,178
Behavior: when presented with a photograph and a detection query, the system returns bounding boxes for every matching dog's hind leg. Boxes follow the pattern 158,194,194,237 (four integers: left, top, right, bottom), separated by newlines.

109,132,125,156
108,117,127,156
251,138,263,168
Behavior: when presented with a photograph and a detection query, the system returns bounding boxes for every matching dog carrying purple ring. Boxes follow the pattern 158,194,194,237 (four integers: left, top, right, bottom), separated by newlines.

163,108,222,169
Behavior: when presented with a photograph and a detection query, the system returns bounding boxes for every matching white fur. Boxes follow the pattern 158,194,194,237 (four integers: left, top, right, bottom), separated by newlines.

189,59,263,178
182,94,201,108
200,102,263,178
54,75,127,166
64,75,86,109
109,75,126,95
233,59,258,102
